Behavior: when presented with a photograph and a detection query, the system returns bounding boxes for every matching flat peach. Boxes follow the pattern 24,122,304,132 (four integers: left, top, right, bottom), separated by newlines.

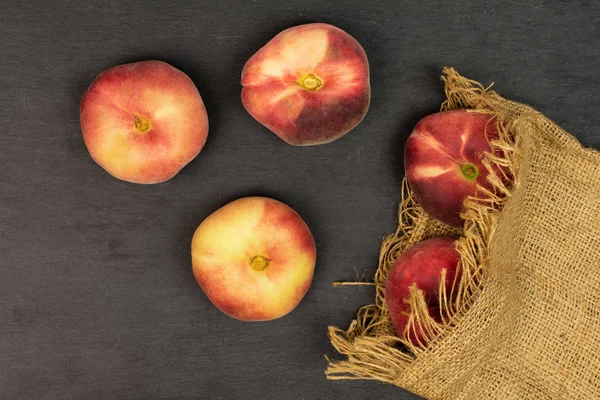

80,60,208,184
242,23,370,146
385,237,461,346
405,110,499,227
191,197,316,321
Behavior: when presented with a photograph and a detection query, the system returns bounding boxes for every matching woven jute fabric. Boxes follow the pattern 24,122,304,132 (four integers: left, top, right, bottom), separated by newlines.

326,68,600,399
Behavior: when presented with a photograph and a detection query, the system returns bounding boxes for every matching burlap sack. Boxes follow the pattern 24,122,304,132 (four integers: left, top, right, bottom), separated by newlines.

326,68,600,399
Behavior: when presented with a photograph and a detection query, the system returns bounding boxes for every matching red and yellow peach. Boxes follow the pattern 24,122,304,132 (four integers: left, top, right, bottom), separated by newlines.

241,23,370,146
80,60,208,184
191,197,316,321
404,110,498,227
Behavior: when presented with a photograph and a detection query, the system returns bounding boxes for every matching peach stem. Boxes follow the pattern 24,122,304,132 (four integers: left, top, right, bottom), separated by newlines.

297,74,323,91
460,163,479,181
133,114,151,133
250,255,270,271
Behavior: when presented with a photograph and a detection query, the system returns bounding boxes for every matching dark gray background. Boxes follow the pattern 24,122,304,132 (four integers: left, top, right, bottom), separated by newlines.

1,1,599,399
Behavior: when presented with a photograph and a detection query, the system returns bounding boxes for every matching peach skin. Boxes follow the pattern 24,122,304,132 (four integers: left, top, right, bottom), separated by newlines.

191,197,316,321
80,60,208,184
241,23,370,146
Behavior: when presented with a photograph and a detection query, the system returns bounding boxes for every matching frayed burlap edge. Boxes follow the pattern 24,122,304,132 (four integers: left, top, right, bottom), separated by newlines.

325,67,523,386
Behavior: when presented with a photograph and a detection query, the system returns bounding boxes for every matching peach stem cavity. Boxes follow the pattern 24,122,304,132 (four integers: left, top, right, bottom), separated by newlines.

297,73,323,92
133,114,152,133
250,255,270,271
460,163,479,181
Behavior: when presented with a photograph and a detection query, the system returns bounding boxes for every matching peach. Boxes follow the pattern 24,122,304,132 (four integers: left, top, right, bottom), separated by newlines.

404,110,498,227
191,197,316,321
241,23,370,146
385,237,461,346
80,60,208,184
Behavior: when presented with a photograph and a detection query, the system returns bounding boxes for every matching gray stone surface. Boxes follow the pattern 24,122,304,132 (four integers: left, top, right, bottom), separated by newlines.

1,1,599,399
